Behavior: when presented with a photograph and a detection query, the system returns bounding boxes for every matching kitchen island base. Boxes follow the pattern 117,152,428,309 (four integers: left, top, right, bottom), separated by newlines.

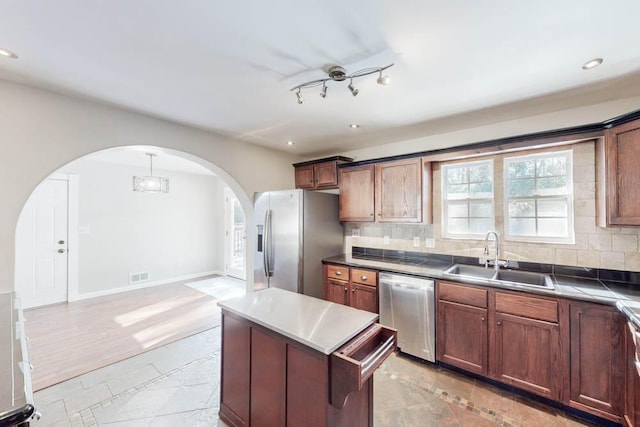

218,289,396,427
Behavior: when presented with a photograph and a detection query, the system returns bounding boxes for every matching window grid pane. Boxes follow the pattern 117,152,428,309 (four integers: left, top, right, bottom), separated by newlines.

443,160,493,237
504,151,573,242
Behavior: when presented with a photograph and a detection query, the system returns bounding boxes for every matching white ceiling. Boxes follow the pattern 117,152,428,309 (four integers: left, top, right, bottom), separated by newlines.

81,147,215,175
2,1,640,156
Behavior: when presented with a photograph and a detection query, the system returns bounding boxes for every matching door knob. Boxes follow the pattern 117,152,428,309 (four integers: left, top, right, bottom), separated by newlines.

58,249,65,253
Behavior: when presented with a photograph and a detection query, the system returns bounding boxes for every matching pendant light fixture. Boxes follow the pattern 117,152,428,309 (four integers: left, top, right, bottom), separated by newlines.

133,153,169,193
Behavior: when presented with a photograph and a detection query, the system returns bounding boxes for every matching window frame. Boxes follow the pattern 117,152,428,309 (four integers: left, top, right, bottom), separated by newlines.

503,150,575,244
441,159,495,239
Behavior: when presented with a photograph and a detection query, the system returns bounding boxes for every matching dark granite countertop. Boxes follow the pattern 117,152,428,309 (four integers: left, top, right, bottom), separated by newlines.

324,254,640,328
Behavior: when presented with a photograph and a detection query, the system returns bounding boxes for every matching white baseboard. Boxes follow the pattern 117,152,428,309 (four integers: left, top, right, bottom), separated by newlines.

69,270,223,302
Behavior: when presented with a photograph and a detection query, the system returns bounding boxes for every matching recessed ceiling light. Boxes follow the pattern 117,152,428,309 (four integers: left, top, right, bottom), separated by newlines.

349,123,360,129
287,140,295,146
582,58,603,70
0,48,18,59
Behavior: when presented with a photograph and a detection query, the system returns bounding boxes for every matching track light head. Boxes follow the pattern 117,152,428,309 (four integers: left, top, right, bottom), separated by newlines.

296,89,303,104
377,71,390,85
347,80,359,97
320,83,327,98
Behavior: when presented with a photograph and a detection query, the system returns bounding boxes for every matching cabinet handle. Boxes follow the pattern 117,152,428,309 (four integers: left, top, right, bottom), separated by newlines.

481,317,485,321
497,321,502,326
370,213,374,216
361,275,367,281
377,213,381,216
344,287,348,292
335,271,342,276
352,289,355,293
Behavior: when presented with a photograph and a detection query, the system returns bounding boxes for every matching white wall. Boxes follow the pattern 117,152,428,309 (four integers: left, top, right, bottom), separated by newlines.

0,80,301,293
56,159,225,296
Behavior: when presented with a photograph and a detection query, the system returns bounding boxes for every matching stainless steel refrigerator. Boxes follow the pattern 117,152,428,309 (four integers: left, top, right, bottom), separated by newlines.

254,189,343,298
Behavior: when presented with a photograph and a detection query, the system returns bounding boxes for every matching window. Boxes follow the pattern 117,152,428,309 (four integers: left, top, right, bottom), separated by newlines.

504,150,574,243
442,160,494,238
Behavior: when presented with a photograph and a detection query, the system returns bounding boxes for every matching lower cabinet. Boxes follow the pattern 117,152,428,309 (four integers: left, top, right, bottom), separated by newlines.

493,292,562,401
437,280,627,422
437,281,562,401
625,321,640,427
323,264,378,313
567,300,624,422
494,312,561,400
437,282,488,376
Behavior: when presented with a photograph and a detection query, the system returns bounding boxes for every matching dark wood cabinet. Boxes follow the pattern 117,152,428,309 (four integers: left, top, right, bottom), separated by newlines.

326,278,349,306
597,118,640,226
323,264,378,314
437,281,488,375
339,157,432,223
220,308,395,427
293,156,353,190
437,281,563,401
568,301,624,422
375,158,424,223
220,314,251,426
492,292,561,401
493,312,561,400
625,321,640,427
339,165,375,222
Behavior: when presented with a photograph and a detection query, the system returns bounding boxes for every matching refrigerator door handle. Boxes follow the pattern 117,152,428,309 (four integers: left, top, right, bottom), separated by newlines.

263,210,270,278
265,209,273,277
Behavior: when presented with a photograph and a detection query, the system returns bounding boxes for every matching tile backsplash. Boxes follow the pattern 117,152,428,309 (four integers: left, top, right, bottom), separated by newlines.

343,141,640,273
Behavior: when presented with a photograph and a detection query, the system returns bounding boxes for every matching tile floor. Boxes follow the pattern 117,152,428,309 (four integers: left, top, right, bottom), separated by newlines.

34,327,601,427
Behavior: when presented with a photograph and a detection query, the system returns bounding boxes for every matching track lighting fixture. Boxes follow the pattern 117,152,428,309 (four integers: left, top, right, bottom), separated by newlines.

290,63,393,103
347,79,359,97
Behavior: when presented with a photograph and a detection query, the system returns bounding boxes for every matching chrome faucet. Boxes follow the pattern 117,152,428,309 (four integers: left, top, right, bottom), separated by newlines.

483,231,506,271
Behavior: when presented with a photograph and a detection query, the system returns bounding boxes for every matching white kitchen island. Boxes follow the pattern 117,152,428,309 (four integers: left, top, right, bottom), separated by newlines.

218,288,396,427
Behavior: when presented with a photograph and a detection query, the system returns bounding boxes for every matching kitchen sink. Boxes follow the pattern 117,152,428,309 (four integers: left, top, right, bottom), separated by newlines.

443,264,555,290
443,264,496,280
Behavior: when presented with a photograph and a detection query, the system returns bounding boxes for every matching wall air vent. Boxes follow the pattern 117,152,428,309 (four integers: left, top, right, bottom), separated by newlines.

129,272,150,284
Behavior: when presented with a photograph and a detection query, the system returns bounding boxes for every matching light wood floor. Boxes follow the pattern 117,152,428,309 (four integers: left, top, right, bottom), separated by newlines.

25,281,222,391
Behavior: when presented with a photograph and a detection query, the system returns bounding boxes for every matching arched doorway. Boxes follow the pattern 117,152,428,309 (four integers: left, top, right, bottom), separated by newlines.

15,145,253,307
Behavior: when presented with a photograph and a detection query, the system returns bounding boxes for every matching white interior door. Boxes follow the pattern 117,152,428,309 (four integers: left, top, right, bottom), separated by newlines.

16,178,69,308
225,188,246,280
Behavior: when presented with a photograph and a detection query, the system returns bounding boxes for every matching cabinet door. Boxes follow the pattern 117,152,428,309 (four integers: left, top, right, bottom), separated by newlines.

220,314,251,426
251,328,286,426
494,312,561,400
569,302,623,420
436,300,488,375
339,165,375,222
314,161,339,188
625,323,640,427
295,164,315,189
327,278,349,306
603,119,640,225
351,283,378,313
375,158,422,222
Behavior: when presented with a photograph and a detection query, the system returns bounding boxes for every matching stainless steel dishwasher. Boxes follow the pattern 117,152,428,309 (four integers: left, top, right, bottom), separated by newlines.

379,272,435,362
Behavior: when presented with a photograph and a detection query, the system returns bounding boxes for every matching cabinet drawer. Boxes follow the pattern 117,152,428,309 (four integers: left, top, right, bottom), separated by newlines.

495,292,558,323
330,324,396,408
327,265,349,281
350,268,377,286
438,281,487,308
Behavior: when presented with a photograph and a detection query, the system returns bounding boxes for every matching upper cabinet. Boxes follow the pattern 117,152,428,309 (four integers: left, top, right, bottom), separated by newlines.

339,157,432,223
339,164,376,222
597,118,640,226
293,156,353,190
